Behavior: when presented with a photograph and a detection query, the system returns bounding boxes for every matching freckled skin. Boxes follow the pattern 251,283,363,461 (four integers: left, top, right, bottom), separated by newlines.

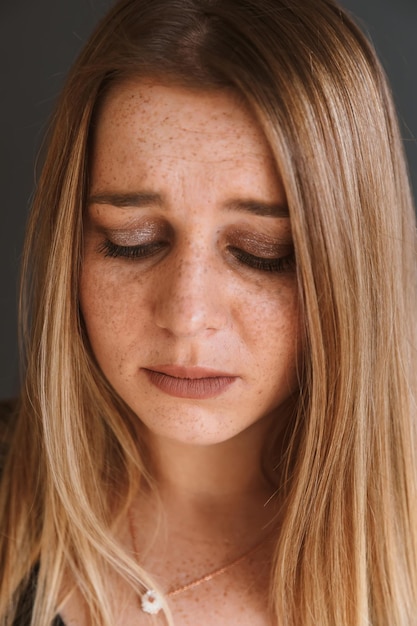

58,79,304,626
80,79,301,447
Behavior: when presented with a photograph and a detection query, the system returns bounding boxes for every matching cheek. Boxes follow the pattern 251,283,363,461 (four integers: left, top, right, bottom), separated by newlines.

240,282,302,382
242,280,300,346
80,249,302,390
79,260,146,361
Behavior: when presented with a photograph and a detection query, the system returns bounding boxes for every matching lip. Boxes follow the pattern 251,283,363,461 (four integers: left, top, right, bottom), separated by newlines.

143,365,237,399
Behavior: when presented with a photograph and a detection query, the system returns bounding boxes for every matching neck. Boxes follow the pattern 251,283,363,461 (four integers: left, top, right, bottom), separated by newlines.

140,415,282,546
152,411,276,487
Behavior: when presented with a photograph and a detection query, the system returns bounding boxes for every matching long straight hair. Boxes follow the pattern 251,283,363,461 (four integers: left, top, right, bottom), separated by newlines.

1,0,417,624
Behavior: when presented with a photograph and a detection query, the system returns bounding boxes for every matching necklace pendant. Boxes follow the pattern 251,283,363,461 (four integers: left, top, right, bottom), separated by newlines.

141,589,164,614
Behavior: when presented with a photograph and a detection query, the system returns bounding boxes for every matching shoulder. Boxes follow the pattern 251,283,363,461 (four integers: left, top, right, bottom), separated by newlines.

0,397,18,473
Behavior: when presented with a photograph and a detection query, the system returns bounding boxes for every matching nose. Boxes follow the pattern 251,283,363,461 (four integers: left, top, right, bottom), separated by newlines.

152,248,227,338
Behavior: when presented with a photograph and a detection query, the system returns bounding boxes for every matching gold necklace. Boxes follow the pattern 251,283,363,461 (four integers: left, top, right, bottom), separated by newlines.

128,510,267,615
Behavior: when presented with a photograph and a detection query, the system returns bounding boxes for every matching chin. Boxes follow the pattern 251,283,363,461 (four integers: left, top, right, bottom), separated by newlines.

133,402,275,448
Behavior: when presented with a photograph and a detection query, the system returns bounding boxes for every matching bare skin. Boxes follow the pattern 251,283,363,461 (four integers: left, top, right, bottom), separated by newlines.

61,80,301,625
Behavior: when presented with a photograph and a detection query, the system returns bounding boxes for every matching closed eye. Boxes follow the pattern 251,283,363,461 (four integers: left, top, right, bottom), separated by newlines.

229,246,296,273
98,240,168,260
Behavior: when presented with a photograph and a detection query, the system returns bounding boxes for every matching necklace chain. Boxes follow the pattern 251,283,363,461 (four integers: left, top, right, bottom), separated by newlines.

128,509,267,614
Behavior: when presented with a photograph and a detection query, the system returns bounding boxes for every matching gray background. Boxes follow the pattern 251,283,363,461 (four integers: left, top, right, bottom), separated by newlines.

1,0,416,400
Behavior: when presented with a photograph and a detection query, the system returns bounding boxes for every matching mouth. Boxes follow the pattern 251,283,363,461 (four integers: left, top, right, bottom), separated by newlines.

143,365,237,399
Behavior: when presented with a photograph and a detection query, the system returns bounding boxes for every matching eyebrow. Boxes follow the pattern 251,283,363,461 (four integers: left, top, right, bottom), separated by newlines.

88,192,163,208
88,192,289,217
225,199,289,217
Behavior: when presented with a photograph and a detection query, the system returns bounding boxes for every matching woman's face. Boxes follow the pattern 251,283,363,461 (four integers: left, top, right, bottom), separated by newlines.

80,80,301,446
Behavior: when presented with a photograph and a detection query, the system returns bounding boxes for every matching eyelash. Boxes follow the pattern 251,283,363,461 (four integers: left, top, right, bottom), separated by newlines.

99,240,167,259
228,247,296,273
99,240,296,273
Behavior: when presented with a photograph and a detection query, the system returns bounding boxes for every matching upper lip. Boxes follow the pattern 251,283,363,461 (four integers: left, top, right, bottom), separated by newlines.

144,365,236,379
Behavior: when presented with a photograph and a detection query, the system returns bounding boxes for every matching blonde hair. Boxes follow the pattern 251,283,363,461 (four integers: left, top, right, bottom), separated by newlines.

1,0,417,624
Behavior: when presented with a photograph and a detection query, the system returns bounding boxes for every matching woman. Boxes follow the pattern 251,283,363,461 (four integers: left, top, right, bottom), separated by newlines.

1,0,417,624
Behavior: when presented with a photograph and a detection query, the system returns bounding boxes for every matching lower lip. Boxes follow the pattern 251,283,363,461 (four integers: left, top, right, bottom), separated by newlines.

144,369,237,399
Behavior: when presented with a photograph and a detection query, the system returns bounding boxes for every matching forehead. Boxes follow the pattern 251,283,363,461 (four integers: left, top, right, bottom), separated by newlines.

92,79,275,164
89,79,286,210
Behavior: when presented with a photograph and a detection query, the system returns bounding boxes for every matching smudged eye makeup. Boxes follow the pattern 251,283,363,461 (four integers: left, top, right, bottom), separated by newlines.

98,240,168,260
95,219,170,260
226,229,295,273
228,247,295,272
96,224,295,274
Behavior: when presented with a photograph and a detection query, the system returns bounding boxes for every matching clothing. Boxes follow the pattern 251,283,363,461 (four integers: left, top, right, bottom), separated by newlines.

0,400,65,626
12,566,65,626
